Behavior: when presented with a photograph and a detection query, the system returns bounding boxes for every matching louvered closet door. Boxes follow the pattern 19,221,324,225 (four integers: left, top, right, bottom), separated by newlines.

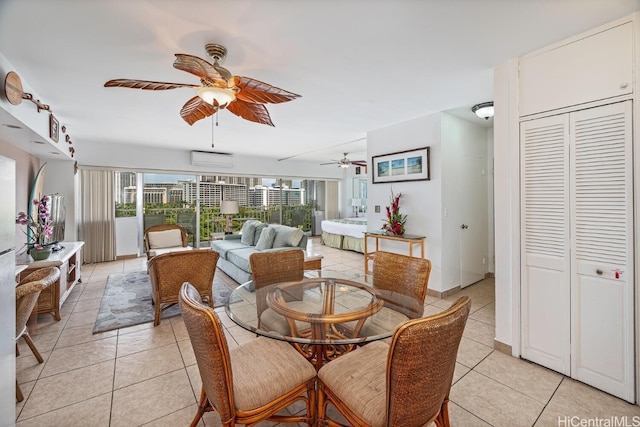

570,101,634,402
521,115,571,375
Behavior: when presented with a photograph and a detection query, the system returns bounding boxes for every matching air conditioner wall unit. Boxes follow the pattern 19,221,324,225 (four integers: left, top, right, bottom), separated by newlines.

190,151,234,168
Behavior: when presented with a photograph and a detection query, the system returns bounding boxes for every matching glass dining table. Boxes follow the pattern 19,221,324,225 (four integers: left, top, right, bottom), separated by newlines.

225,270,419,369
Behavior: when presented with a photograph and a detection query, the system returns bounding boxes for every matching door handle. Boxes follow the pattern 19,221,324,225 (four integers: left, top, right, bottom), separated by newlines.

460,224,468,229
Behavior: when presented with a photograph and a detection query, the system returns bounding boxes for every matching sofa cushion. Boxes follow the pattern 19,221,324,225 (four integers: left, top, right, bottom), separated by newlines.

148,229,183,249
255,226,277,251
272,225,305,248
210,239,249,260
253,223,268,246
226,247,256,273
240,221,259,246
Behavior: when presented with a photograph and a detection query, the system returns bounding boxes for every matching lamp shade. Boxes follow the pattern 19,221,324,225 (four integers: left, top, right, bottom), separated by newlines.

351,198,362,207
220,200,239,215
197,86,236,107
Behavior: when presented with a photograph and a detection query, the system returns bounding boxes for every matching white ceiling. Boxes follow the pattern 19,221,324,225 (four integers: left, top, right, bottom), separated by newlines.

0,0,638,167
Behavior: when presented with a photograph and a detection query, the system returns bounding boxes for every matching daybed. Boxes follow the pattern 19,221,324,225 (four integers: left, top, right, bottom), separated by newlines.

320,217,367,253
210,220,308,284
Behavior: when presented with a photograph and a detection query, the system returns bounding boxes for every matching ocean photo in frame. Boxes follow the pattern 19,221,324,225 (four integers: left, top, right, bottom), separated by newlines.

372,147,430,183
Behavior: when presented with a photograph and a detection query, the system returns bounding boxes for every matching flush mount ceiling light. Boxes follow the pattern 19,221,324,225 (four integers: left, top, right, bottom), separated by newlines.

471,102,494,120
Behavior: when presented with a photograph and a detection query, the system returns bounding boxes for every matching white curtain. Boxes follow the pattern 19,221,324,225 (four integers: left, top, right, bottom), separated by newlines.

79,169,116,263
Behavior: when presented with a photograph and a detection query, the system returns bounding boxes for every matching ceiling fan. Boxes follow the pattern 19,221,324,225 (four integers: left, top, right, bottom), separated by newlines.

321,153,367,168
104,43,300,127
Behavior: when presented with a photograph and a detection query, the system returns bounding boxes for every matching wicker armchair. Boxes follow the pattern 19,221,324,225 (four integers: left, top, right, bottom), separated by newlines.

358,251,432,338
147,249,219,326
15,266,61,402
317,296,471,427
178,282,317,427
143,224,190,259
249,249,307,335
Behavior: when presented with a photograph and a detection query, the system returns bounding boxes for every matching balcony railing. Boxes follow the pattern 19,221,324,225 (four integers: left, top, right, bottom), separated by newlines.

115,205,313,243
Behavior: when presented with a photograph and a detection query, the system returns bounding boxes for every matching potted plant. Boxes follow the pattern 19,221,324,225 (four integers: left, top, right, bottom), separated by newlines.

16,195,54,260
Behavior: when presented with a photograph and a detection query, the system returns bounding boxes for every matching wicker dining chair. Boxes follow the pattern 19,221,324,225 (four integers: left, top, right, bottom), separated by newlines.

249,249,307,334
143,223,190,259
15,266,61,402
317,296,471,427
178,282,317,427
147,249,219,326
358,251,432,338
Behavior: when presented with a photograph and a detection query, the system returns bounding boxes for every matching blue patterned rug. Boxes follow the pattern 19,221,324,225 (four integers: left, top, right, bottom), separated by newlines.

93,270,238,333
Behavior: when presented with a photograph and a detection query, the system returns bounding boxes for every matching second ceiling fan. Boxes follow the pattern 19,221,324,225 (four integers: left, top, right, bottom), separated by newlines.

321,153,367,168
104,43,300,127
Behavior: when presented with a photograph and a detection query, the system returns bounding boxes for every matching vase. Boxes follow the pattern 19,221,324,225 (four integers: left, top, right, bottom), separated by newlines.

30,248,52,261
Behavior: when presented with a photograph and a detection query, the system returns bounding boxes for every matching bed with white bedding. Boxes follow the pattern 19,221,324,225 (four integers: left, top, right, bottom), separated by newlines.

320,217,367,253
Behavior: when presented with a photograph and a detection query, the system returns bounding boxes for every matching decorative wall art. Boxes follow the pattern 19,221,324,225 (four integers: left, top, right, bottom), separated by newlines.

49,114,59,142
372,147,430,183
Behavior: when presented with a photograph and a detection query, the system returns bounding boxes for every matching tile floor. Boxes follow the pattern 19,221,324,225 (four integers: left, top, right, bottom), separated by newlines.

15,237,640,426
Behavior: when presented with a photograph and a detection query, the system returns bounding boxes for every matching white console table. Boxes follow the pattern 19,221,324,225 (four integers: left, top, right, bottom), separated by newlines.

16,241,84,321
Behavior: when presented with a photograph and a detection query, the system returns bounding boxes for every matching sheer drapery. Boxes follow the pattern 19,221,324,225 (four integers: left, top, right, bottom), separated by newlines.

79,169,116,263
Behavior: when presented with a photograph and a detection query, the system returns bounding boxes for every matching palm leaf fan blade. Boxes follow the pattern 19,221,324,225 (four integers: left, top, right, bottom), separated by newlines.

226,99,274,126
231,76,300,104
104,79,198,90
173,54,224,83
180,96,217,125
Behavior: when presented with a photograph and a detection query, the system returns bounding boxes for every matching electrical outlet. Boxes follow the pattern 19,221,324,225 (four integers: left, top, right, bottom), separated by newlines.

375,205,380,213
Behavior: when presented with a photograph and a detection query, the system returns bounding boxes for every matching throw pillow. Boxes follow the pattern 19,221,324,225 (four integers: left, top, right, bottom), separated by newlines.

253,223,268,246
148,229,182,249
255,226,277,251
272,227,305,248
240,221,259,246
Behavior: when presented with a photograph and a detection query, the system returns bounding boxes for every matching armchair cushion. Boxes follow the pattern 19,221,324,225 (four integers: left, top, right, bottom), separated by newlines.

148,229,184,249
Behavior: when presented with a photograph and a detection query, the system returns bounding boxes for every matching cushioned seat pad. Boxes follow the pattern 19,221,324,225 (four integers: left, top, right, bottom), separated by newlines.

226,247,255,273
210,240,248,260
230,337,316,411
318,341,389,427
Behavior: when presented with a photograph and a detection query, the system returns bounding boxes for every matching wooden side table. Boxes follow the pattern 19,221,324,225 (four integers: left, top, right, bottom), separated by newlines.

304,253,323,270
363,232,426,274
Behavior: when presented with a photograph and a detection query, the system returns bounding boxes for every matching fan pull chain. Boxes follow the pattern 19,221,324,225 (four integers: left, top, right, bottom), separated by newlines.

211,114,215,148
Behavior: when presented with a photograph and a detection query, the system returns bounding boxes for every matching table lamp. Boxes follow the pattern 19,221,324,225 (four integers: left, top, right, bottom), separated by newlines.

220,200,239,234
351,198,362,217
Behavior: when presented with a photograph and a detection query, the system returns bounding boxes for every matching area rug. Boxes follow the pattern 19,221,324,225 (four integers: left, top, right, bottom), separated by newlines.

93,271,238,334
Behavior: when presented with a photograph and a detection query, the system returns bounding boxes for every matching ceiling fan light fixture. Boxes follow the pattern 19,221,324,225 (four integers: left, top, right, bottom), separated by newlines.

471,102,494,120
197,86,236,107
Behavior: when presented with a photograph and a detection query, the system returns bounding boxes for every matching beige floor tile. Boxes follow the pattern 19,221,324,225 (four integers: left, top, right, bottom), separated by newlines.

144,404,205,427
456,337,493,368
16,351,49,384
54,323,117,349
453,362,471,385
178,338,197,367
446,402,492,426
114,342,184,389
15,379,35,416
185,363,203,401
463,317,496,347
475,351,563,404
63,308,100,329
535,378,640,426
17,329,60,355
77,285,107,301
450,370,545,427
28,315,68,335
225,324,259,346
202,410,223,426
71,296,103,313
18,359,115,420
110,369,195,427
40,336,117,378
170,316,190,341
16,392,112,427
470,301,495,326
116,321,176,357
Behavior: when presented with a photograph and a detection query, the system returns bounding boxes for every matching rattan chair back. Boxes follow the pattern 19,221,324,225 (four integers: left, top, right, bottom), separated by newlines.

249,249,305,321
148,249,219,325
16,266,60,338
372,251,432,318
386,296,471,426
143,223,189,257
179,282,236,424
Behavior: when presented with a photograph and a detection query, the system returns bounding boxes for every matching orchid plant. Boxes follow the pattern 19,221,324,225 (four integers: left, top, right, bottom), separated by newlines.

381,189,406,235
15,195,53,251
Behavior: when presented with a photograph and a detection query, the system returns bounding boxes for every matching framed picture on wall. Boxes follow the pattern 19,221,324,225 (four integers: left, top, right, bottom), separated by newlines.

49,114,59,143
372,147,430,183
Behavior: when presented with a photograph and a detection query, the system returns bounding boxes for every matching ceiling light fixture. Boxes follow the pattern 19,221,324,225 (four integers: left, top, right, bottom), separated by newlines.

471,102,494,120
197,86,236,107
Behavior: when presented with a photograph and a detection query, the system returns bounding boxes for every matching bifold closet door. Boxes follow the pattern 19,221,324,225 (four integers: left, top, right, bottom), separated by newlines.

521,101,635,402
521,114,571,375
569,101,634,402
